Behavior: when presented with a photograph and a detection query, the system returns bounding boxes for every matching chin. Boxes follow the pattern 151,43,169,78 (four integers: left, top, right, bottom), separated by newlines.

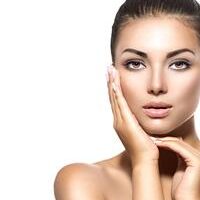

139,120,177,136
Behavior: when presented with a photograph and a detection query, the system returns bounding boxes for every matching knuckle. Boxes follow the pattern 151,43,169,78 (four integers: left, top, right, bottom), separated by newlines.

113,121,123,132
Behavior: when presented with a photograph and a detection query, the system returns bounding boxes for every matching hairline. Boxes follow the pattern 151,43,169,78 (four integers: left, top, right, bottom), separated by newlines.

112,13,200,63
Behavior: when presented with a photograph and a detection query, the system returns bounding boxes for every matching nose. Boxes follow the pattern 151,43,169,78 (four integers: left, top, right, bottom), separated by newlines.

147,69,167,96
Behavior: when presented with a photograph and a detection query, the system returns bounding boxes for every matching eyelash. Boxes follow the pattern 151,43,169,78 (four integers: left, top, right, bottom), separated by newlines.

124,60,191,71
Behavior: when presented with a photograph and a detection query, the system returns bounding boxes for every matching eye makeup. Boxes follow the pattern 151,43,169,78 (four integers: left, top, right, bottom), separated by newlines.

121,57,193,72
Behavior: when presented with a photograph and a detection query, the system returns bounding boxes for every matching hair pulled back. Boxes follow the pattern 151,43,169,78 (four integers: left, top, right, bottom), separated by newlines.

111,0,200,63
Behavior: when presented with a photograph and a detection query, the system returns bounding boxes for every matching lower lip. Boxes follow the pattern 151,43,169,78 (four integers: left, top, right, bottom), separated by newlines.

143,107,172,118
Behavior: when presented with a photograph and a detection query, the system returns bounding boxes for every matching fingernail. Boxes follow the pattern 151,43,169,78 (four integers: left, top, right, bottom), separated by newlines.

105,72,109,82
149,137,158,141
107,65,113,75
112,67,117,79
154,139,163,144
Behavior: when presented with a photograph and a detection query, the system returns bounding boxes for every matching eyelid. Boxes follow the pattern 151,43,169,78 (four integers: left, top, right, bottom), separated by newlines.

123,58,192,65
169,58,191,64
123,59,192,71
123,59,145,65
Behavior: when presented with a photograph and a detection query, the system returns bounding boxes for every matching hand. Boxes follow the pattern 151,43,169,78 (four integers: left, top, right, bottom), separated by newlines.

154,137,200,200
106,65,159,165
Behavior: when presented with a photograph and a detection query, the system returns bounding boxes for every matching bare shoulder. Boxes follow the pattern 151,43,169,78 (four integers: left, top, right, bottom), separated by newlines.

54,163,106,200
54,152,132,200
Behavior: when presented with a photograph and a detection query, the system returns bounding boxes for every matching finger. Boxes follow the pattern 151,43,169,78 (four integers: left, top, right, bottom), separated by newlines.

107,65,123,124
112,86,123,124
110,66,123,123
112,67,122,93
112,67,141,131
107,66,117,121
155,136,199,154
154,136,181,141
149,136,161,144
154,138,200,166
106,68,113,106
112,69,134,121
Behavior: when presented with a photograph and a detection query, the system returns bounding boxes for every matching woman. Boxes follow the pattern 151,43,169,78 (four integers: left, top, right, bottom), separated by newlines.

54,0,200,199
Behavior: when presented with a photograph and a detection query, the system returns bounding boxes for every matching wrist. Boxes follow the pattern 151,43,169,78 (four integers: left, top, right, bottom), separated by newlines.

132,159,159,169
131,159,164,200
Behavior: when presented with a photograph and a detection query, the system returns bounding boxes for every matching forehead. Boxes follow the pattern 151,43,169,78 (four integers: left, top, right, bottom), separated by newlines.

115,17,199,56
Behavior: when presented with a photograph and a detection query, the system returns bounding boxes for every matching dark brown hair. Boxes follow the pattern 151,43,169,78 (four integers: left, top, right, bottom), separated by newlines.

111,0,200,64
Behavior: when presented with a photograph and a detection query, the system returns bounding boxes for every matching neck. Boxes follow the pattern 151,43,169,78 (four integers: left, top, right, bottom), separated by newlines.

120,116,200,177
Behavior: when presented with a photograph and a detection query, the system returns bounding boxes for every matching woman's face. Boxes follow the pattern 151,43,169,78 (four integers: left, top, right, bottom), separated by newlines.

114,17,200,136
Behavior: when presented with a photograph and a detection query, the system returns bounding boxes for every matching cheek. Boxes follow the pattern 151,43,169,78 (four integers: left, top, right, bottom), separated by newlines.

120,76,145,108
174,73,200,112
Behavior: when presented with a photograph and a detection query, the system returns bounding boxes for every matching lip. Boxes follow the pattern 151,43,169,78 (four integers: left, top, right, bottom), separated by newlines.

143,101,172,109
143,107,173,118
142,101,173,118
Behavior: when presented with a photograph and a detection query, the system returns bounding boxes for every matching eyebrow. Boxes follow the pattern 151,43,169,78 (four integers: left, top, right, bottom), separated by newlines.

121,48,195,58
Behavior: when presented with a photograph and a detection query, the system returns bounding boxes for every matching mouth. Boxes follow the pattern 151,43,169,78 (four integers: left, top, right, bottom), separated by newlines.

142,101,173,118
142,107,173,118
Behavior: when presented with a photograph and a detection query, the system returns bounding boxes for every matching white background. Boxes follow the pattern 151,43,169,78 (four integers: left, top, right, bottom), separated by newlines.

0,0,200,199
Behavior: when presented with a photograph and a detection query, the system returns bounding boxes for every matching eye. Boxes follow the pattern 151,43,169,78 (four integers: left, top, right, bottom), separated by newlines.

124,60,145,71
123,60,191,71
169,61,191,70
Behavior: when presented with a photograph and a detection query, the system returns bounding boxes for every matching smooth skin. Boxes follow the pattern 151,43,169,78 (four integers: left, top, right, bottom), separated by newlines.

54,16,200,200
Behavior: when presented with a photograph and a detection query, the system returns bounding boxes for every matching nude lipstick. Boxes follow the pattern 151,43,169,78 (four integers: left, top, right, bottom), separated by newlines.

142,102,173,118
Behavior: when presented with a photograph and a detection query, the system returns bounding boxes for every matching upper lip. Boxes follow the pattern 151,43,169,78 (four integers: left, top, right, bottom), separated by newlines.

143,101,172,109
